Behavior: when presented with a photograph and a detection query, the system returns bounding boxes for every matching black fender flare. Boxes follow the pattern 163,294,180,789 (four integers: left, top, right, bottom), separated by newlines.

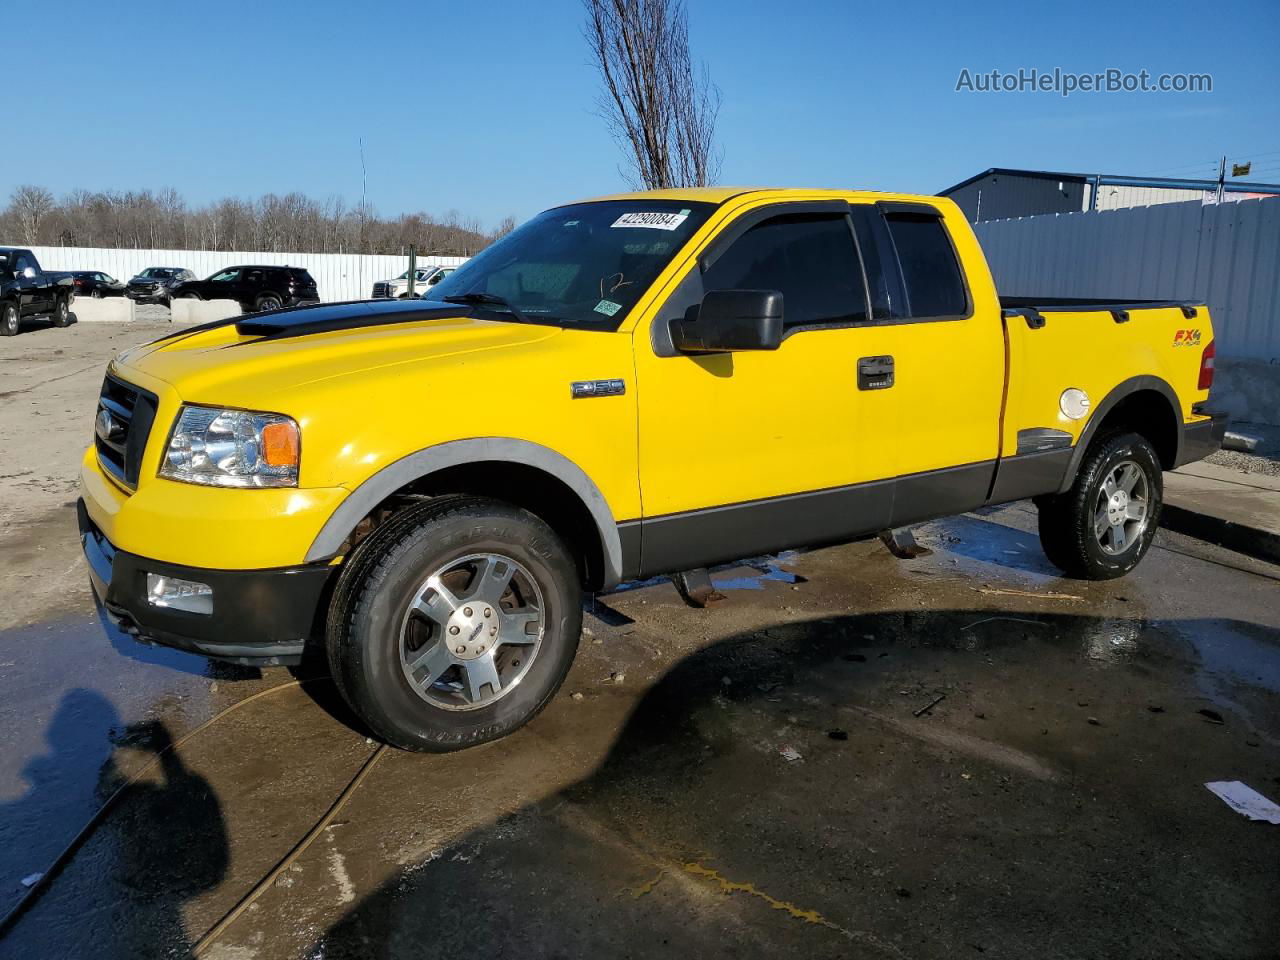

1056,374,1182,494
305,437,626,588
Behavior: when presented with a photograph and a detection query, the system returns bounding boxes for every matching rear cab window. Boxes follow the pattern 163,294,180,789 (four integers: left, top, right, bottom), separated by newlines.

848,203,969,323
882,212,968,319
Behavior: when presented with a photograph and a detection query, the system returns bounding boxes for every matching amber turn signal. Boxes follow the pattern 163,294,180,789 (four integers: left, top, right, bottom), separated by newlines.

261,420,300,468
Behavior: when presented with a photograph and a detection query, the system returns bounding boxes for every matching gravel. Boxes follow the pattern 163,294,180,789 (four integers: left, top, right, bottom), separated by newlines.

1206,420,1280,477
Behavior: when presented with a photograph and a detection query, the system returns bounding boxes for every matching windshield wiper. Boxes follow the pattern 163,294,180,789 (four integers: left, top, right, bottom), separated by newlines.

443,292,530,324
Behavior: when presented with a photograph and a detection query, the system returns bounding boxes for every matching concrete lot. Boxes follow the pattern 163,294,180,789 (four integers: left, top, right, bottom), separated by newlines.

0,319,1277,959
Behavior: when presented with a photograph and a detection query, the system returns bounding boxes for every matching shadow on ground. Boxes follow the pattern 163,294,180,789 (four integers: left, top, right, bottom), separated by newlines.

309,608,1280,960
0,695,227,957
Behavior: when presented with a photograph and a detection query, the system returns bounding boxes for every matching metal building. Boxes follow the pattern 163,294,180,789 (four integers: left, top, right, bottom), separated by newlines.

939,167,1280,222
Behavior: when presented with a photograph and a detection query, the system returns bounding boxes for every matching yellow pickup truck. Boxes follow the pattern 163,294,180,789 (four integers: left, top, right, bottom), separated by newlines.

78,187,1226,750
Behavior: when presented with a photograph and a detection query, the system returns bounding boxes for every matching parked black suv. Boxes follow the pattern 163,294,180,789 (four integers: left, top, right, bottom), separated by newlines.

169,265,320,312
126,267,195,304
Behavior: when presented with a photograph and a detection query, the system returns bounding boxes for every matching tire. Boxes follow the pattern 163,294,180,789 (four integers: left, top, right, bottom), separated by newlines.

180,291,201,300
255,294,283,312
326,496,583,752
51,296,71,327
90,289,102,299
1,302,18,337
1036,431,1163,580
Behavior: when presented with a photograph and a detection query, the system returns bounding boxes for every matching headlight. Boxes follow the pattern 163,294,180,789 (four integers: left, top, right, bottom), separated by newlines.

160,405,299,488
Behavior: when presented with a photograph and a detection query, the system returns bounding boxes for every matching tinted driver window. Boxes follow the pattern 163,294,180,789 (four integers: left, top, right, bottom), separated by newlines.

884,214,967,318
703,213,867,330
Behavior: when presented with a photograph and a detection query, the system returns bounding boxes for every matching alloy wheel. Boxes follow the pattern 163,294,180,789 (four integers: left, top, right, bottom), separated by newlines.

1094,460,1150,555
399,553,545,711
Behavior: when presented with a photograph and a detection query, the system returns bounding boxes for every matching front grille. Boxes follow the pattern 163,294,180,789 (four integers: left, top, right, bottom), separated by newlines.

95,375,159,490
372,282,390,298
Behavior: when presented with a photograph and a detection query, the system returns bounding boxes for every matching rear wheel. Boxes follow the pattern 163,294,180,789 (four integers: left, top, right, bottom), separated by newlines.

326,497,582,752
1,302,18,337
1036,431,1162,580
255,293,283,312
51,296,71,327
90,289,102,299
180,291,201,300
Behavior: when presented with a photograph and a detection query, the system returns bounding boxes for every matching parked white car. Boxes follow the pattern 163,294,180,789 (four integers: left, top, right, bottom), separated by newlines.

371,266,456,299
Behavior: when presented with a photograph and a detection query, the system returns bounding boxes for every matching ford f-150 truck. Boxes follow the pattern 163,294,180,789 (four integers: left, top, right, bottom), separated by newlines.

78,187,1226,751
1,247,75,335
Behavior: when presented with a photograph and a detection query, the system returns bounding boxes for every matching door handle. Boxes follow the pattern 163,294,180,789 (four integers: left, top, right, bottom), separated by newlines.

858,355,894,390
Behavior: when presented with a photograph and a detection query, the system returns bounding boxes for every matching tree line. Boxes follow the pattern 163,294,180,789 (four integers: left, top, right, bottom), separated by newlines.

1,185,517,257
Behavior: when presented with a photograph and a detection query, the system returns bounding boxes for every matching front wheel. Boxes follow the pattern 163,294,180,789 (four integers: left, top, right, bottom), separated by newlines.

51,296,71,327
1036,431,1163,580
326,497,582,752
1,302,18,336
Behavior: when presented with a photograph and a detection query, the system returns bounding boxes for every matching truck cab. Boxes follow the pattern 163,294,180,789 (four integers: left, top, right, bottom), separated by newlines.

78,187,1225,751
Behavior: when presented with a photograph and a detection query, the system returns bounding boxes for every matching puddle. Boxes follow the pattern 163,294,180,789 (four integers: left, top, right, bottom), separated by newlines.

0,608,261,919
926,513,1062,580
713,552,805,592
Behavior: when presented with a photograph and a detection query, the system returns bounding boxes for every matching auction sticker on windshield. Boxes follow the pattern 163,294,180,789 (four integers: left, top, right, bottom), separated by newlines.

612,210,690,230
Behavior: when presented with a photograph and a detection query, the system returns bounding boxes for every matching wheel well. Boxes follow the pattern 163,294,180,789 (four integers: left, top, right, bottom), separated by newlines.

347,461,608,590
1093,389,1178,469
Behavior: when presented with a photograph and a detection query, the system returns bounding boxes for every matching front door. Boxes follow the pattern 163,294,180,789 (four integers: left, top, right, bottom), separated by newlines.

14,253,47,316
632,201,895,576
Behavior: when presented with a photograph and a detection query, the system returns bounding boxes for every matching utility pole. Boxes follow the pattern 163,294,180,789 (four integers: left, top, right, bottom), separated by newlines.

406,244,417,298
1216,155,1226,205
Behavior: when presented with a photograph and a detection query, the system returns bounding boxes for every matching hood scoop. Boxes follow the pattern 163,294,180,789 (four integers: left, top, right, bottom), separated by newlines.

235,299,470,340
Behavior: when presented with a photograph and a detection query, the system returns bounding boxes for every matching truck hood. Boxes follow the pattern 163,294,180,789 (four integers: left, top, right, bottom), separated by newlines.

112,303,560,403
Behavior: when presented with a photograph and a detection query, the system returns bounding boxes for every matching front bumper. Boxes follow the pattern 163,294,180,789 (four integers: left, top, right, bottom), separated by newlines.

1175,412,1229,468
79,499,334,666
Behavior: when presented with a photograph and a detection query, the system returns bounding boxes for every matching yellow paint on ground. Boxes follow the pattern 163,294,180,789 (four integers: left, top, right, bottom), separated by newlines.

678,862,905,957
629,872,665,899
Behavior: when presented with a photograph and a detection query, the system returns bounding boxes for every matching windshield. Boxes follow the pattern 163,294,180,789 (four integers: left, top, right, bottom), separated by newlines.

425,200,714,330
143,268,176,278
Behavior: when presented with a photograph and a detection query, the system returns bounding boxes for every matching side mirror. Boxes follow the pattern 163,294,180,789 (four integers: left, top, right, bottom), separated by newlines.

671,289,784,353
22,267,36,279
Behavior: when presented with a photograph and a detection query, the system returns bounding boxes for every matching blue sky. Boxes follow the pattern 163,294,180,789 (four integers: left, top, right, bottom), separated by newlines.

13,0,1279,229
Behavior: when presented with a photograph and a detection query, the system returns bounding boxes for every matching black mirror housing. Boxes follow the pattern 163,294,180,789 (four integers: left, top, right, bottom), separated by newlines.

671,289,784,353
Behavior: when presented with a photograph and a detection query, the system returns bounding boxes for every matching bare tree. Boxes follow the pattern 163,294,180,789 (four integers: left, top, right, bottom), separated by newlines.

0,185,499,257
583,0,721,189
10,185,54,244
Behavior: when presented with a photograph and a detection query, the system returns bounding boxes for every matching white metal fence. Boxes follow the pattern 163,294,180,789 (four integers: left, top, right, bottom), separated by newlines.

974,197,1280,361
10,246,469,303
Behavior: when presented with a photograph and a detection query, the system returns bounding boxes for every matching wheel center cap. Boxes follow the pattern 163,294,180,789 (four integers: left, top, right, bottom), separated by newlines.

1108,490,1128,521
446,604,498,660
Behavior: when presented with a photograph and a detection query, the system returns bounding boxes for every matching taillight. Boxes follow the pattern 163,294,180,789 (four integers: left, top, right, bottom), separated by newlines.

1198,339,1216,391
73,278,83,286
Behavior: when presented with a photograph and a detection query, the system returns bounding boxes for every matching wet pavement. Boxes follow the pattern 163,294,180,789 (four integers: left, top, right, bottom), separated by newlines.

1,502,1278,959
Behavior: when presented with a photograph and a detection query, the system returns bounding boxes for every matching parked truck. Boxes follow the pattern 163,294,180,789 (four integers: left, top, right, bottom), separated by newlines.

1,248,75,335
371,265,455,299
78,187,1225,752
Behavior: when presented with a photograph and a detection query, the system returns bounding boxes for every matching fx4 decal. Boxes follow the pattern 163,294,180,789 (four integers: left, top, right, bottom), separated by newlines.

1173,328,1202,347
